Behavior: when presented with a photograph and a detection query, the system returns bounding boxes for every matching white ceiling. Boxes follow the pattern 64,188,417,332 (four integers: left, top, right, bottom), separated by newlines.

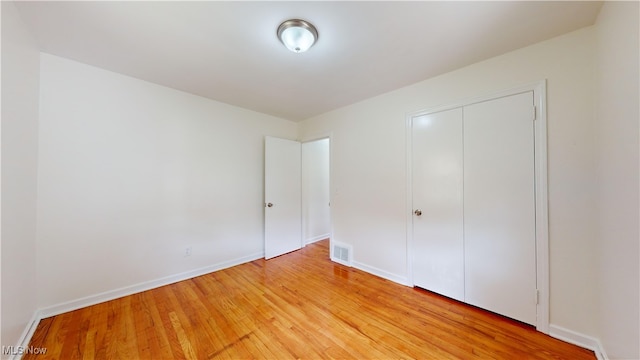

14,1,602,121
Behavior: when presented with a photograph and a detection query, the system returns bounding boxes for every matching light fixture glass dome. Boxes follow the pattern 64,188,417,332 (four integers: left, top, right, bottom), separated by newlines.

277,19,318,53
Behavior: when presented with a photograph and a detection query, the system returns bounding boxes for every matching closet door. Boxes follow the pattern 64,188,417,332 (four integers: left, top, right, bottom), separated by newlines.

463,91,537,325
412,108,464,301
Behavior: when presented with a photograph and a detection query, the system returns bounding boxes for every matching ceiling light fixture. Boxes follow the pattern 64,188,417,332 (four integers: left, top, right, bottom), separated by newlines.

277,19,318,53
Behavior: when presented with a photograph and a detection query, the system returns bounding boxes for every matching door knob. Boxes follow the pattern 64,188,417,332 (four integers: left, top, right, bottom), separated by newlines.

266,203,273,208
414,209,422,216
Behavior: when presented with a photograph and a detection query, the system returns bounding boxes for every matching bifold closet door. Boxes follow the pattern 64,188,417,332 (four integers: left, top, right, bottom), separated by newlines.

412,108,464,302
463,91,537,325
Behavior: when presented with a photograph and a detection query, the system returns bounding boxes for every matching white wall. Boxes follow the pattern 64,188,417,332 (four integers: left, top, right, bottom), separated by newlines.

594,2,639,359
302,139,330,243
0,1,40,349
300,27,599,338
36,54,297,309
5,4,636,357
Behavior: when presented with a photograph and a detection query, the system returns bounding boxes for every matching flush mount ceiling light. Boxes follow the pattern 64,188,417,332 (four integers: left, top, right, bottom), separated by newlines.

277,19,318,53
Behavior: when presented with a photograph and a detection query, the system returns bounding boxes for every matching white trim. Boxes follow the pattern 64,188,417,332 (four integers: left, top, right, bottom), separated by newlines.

549,324,608,360
407,80,547,119
405,80,550,333
305,233,330,245
11,258,605,360
532,80,550,333
12,252,261,358
405,114,414,286
9,311,43,360
352,261,411,286
299,131,333,144
38,252,264,318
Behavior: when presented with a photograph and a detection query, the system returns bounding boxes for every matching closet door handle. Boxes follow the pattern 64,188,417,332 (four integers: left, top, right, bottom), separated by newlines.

414,209,422,216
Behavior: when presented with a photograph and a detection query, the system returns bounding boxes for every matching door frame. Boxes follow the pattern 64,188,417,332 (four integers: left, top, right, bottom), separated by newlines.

300,132,334,255
405,80,549,333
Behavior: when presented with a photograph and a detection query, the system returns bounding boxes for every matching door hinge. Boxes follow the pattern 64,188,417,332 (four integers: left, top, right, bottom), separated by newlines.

531,105,537,121
536,289,540,304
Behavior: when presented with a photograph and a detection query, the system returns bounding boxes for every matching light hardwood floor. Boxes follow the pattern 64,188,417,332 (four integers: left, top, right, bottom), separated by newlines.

26,240,595,359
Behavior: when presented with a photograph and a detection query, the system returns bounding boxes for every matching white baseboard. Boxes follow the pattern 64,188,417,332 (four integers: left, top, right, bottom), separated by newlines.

16,253,608,360
15,252,265,356
39,251,264,318
349,267,608,359
9,310,44,360
352,261,411,287
305,234,330,245
549,324,608,360
10,251,265,357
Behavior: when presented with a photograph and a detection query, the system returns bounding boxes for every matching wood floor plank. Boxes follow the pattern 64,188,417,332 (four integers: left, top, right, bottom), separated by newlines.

25,240,595,360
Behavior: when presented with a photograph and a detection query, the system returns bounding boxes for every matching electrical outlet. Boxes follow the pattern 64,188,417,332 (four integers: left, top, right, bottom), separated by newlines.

184,246,192,257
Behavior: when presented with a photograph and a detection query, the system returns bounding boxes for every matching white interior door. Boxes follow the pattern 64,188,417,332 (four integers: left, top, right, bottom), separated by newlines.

463,91,537,325
265,136,302,259
412,108,464,301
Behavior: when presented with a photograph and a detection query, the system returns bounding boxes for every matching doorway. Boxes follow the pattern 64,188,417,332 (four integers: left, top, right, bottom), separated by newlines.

264,136,331,260
301,138,331,245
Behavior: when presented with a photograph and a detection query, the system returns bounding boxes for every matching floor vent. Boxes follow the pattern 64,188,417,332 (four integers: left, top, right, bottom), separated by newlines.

332,242,352,266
